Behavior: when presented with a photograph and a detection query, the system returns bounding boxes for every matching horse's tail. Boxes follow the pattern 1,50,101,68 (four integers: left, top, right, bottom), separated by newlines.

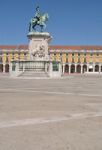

28,22,31,32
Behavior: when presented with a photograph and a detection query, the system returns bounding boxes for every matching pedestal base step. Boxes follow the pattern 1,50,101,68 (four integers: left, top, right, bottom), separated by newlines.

19,71,49,78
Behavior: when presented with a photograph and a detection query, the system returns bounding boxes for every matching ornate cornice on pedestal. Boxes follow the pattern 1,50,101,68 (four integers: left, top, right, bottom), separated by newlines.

27,32,51,38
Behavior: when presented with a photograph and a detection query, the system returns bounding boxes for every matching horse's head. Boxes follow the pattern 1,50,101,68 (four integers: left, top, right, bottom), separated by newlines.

45,13,49,20
41,13,49,22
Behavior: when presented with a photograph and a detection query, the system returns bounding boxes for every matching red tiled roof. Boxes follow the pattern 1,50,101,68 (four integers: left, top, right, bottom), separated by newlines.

0,45,17,50
0,45,28,50
18,45,28,49
0,45,102,50
49,45,102,50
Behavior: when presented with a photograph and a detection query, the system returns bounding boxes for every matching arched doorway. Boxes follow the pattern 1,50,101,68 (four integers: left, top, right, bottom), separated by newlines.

83,65,87,73
95,65,99,72
0,64,3,72
65,64,69,73
77,65,81,73
71,64,75,73
101,66,102,72
5,64,9,73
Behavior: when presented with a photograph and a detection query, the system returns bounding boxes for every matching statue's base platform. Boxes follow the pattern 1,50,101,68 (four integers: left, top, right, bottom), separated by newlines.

10,60,62,78
10,60,50,78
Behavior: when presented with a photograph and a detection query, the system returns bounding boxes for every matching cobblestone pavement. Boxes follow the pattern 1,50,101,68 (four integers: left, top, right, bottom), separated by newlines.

0,75,102,150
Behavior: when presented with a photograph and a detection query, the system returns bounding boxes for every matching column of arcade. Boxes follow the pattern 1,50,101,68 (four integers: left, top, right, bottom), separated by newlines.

62,63,102,74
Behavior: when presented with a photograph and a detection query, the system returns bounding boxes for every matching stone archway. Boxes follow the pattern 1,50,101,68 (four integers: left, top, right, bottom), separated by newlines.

101,66,102,72
65,64,69,73
76,65,81,73
0,64,3,72
5,64,9,73
71,64,75,73
95,65,99,72
83,65,87,73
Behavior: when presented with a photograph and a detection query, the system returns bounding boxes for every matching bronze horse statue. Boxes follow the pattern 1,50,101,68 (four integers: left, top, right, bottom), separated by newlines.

29,10,49,32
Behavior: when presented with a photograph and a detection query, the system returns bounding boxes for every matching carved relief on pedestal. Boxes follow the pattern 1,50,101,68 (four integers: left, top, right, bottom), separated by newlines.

31,44,46,59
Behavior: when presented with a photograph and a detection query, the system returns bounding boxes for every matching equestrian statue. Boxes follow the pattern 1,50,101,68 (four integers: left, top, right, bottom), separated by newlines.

29,6,49,32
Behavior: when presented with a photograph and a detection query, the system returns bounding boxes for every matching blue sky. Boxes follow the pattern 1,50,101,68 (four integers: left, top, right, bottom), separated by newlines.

0,0,102,45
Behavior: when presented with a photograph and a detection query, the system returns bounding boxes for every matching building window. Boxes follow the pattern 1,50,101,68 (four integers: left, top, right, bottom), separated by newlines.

72,58,74,63
90,53,93,56
84,58,86,63
66,53,68,58
72,53,74,56
78,58,80,63
96,53,99,56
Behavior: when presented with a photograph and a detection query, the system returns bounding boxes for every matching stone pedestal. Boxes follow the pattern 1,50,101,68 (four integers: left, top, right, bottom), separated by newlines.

26,32,52,74
10,32,52,78
10,32,62,78
27,32,51,61
49,61,62,78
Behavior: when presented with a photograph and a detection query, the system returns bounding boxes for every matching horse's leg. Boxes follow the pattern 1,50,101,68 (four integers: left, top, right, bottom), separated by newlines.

39,23,43,32
43,23,46,29
33,24,36,31
40,23,46,32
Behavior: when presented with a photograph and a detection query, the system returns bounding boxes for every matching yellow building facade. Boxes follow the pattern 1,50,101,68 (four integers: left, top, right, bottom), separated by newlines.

49,45,102,74
0,45,102,74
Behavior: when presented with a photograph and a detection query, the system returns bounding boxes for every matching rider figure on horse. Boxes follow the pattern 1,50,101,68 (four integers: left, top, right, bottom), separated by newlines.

34,6,41,21
29,6,48,32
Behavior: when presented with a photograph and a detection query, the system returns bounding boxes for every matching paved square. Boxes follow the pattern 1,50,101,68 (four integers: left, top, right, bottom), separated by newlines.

0,75,102,150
